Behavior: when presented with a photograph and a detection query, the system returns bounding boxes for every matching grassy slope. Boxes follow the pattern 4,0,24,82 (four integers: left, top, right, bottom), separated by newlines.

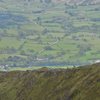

0,63,100,100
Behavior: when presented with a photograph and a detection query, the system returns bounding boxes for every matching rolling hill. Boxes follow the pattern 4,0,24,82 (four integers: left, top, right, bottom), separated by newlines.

0,0,100,68
0,63,100,100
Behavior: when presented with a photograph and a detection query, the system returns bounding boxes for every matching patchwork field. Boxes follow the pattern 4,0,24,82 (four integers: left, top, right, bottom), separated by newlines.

0,0,100,69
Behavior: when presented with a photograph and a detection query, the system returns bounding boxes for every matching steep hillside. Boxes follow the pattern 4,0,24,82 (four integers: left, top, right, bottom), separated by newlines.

0,63,100,100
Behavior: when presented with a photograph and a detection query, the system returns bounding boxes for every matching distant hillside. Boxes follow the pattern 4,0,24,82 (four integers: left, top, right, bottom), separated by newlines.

15,0,100,5
0,0,100,67
56,0,100,4
0,63,100,100
53,0,100,5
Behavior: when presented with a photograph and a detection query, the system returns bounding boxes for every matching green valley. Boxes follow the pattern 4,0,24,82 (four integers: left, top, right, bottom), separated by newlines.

0,0,100,69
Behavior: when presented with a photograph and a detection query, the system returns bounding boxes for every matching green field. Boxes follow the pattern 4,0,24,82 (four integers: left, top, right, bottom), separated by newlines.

0,0,100,68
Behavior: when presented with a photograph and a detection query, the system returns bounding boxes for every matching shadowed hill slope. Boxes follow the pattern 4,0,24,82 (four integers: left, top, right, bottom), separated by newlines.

0,63,100,100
